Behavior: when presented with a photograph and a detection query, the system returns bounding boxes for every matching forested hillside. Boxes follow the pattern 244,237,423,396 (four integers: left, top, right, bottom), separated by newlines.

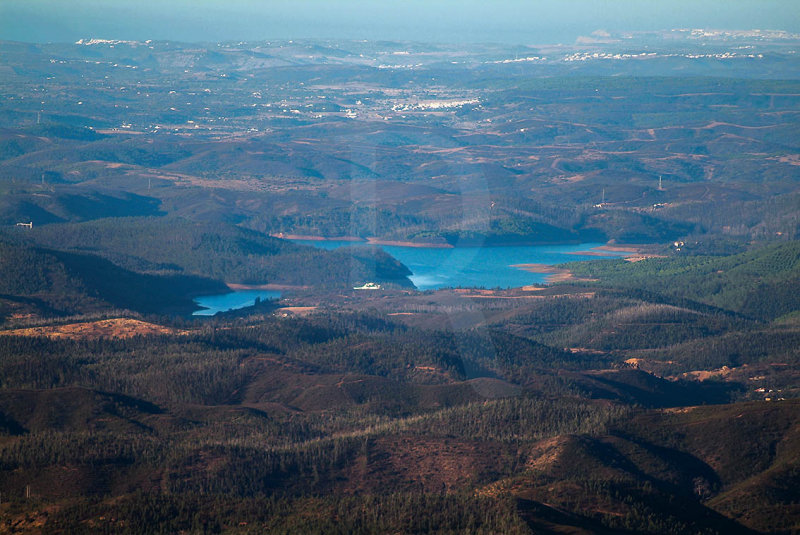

0,240,225,316
0,303,796,533
13,217,413,288
0,238,798,532
565,241,800,320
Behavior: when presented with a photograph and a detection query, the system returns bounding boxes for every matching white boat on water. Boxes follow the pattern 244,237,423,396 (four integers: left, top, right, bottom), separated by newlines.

353,282,381,290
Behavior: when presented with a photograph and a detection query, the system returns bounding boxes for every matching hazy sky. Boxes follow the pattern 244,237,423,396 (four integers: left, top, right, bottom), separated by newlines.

2,0,798,44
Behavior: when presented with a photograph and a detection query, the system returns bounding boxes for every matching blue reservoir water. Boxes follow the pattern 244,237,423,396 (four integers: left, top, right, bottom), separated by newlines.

192,242,623,314
294,240,624,290
193,289,280,316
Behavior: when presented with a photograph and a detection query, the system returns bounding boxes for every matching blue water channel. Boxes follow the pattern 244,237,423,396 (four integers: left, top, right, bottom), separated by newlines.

193,289,281,316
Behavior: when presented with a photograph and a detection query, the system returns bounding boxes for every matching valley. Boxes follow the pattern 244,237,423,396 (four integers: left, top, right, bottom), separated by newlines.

0,28,798,534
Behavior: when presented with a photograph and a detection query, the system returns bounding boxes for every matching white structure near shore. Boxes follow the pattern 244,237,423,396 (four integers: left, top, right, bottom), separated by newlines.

353,282,381,290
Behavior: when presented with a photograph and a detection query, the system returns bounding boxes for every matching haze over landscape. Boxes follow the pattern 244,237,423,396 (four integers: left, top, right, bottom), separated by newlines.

0,1,799,533
3,0,799,44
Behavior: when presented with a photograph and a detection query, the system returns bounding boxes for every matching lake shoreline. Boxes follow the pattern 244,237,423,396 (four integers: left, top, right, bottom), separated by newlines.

274,233,454,248
205,241,617,316
194,287,284,316
227,283,308,291
366,237,453,248
511,263,578,283
277,234,650,252
281,239,636,290
272,233,364,242
566,244,643,255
